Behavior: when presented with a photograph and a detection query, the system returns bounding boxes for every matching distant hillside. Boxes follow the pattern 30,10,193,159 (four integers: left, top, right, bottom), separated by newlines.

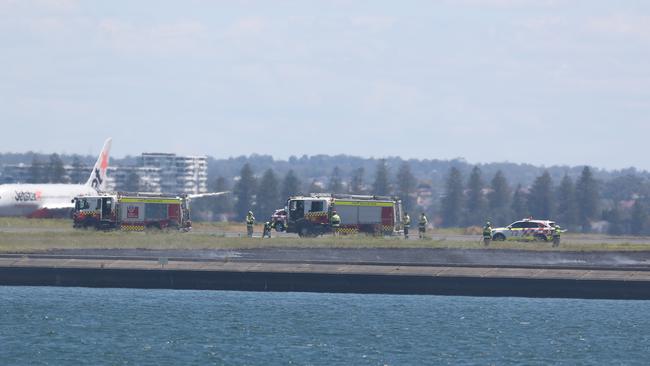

205,154,649,189
2,152,648,190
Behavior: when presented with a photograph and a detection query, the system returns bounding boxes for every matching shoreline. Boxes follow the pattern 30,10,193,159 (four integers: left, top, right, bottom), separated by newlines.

2,255,650,299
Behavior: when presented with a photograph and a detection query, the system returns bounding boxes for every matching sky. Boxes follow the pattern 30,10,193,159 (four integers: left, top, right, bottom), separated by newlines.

1,0,650,170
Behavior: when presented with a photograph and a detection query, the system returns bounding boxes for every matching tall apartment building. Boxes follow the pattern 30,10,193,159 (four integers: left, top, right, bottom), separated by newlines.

140,153,208,194
105,166,162,193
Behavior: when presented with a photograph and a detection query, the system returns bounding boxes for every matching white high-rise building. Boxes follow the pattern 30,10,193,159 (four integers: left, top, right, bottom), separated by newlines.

141,153,208,194
105,166,162,193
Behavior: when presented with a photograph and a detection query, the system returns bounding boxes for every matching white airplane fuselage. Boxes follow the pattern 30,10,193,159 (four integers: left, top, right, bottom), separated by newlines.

0,138,112,217
0,184,98,217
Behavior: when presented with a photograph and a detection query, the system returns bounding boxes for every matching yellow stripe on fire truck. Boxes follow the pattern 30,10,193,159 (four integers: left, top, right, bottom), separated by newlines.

382,225,394,232
121,224,145,231
335,227,359,234
304,212,328,218
334,200,393,207
120,198,181,204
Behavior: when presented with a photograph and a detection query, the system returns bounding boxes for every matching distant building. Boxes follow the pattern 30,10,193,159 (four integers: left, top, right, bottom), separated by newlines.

105,153,208,194
416,182,433,208
140,153,208,194
105,166,162,193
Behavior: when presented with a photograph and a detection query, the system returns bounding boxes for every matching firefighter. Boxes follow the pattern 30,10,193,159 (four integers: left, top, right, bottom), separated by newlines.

245,211,255,237
331,210,341,235
552,225,562,247
418,212,428,239
483,221,492,246
403,212,411,239
262,221,273,238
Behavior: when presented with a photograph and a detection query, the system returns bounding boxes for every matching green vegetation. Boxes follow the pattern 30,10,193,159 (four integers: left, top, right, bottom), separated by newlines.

0,217,70,228
1,218,650,253
1,220,650,253
441,167,464,226
256,168,281,221
465,166,487,226
1,232,650,253
529,171,554,218
328,166,344,194
281,169,302,202
233,163,257,220
372,159,390,196
396,162,416,212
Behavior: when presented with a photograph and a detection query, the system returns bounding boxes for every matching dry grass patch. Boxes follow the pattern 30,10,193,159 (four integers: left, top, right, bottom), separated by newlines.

0,230,650,253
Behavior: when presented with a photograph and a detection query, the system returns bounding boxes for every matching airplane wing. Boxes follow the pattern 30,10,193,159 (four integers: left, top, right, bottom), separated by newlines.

41,202,74,210
186,191,230,199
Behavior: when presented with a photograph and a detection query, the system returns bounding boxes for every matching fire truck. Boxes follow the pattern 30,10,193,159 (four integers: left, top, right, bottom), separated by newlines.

72,192,192,231
286,193,403,237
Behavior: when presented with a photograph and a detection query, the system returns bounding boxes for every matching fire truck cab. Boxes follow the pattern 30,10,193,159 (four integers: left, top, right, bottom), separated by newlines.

72,195,116,229
287,196,331,236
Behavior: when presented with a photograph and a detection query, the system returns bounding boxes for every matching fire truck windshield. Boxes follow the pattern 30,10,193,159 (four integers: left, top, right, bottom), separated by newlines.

310,201,324,212
75,198,90,210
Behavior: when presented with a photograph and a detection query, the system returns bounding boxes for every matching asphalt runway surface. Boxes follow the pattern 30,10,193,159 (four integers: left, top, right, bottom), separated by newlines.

193,230,650,245
16,247,650,270
4,225,650,270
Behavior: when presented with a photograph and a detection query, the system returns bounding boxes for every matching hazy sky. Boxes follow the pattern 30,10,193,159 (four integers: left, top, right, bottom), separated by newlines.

1,0,650,170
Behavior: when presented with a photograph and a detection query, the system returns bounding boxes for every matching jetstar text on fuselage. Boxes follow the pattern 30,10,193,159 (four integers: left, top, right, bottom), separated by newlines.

13,191,42,202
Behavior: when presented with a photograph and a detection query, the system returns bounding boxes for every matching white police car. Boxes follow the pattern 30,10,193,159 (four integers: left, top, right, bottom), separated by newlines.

491,218,557,241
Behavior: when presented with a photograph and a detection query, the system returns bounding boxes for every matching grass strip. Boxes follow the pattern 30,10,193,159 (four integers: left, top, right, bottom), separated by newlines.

1,231,650,253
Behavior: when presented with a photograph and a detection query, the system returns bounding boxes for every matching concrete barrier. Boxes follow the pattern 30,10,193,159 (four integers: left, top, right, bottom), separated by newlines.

1,257,650,299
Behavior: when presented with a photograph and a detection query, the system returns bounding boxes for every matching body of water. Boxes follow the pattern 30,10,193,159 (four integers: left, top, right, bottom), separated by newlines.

1,286,649,365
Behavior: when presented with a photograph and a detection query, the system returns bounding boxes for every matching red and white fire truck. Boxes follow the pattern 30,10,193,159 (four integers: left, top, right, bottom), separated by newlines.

72,192,192,231
285,193,403,237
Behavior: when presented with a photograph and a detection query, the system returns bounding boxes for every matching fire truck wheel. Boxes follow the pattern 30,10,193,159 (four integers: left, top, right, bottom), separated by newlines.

299,227,318,237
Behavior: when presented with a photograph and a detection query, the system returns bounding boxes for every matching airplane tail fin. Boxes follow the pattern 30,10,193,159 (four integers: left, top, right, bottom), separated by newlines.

85,138,112,191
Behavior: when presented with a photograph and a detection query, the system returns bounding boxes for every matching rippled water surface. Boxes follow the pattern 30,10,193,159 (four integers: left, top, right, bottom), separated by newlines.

1,286,649,365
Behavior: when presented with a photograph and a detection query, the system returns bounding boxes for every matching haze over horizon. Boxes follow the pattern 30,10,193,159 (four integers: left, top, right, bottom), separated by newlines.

2,1,649,170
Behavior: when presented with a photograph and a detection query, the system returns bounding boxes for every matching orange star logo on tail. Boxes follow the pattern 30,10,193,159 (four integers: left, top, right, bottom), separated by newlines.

100,151,108,171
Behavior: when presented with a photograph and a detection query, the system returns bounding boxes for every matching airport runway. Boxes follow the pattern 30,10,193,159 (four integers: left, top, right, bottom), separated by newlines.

4,245,650,298
10,247,650,270
2,253,650,299
191,229,650,245
4,223,650,298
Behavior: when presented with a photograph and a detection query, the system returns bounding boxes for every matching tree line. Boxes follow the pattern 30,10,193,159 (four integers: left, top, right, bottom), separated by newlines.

199,162,650,236
23,154,87,184
438,165,650,235
439,166,599,230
